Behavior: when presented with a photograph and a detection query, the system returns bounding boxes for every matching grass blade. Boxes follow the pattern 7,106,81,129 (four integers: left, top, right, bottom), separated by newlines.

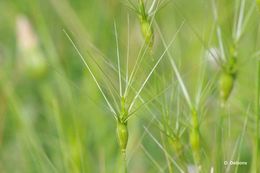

128,29,179,112
114,22,123,97
64,30,117,118
155,21,193,110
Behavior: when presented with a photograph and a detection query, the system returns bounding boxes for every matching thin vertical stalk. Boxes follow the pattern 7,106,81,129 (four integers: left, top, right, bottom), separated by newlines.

123,152,127,173
190,109,201,167
114,22,123,97
216,104,225,173
254,61,260,173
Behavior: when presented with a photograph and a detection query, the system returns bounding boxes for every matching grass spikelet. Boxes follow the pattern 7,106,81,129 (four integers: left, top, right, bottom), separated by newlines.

63,19,176,171
219,52,237,104
125,0,168,49
138,0,154,49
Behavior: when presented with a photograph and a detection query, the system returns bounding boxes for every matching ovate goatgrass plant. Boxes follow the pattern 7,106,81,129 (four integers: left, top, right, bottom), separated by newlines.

211,0,253,171
174,0,254,170
147,76,188,171
155,21,202,169
157,90,187,171
125,0,169,49
64,22,178,172
212,0,253,105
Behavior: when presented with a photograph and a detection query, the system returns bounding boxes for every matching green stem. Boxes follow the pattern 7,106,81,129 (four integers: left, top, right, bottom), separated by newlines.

216,104,225,173
122,151,127,173
190,109,200,168
254,61,260,173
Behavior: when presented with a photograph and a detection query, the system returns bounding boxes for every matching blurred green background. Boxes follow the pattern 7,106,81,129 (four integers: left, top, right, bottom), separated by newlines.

0,0,259,172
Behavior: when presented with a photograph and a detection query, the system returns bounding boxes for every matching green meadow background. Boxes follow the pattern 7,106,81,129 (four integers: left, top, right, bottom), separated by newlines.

0,0,259,172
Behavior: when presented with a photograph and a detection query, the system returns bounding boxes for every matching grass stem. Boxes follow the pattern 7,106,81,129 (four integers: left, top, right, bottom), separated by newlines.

254,60,260,173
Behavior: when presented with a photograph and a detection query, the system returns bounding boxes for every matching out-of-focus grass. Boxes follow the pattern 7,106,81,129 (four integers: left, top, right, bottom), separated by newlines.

0,0,259,172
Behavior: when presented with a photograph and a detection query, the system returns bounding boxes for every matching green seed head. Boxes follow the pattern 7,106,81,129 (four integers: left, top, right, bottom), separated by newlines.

117,120,129,154
219,72,235,102
137,0,154,48
140,20,154,48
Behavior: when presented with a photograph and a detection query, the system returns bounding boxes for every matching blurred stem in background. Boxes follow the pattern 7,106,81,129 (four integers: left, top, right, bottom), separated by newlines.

255,1,260,172
254,60,260,173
